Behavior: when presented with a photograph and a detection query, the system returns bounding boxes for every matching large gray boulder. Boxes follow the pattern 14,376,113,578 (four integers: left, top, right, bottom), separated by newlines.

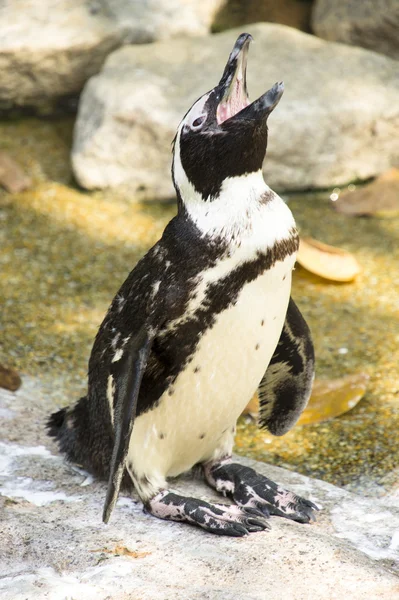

72,23,399,199
212,0,313,34
1,377,399,599
0,0,224,112
312,0,399,61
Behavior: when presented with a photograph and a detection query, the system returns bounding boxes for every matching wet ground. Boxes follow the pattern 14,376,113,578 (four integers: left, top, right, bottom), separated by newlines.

1,117,398,497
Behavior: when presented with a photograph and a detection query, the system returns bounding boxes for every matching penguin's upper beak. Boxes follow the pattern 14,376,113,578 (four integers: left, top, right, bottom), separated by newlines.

216,33,284,125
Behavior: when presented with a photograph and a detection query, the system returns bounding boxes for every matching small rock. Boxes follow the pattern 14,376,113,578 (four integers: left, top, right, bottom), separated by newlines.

0,0,225,113
312,0,399,60
0,363,22,392
334,169,399,217
72,23,399,199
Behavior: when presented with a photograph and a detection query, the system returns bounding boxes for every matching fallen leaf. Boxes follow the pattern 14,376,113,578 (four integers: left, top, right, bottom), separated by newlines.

114,545,151,559
0,151,32,193
91,545,151,559
297,373,369,425
242,373,369,425
296,237,361,282
334,169,399,217
0,363,22,391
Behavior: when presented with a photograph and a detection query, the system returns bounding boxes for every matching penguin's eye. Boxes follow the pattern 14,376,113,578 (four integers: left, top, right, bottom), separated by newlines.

191,115,206,129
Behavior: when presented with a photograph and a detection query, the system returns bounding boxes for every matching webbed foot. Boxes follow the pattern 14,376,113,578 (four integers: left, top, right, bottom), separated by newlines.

145,490,270,536
205,461,319,524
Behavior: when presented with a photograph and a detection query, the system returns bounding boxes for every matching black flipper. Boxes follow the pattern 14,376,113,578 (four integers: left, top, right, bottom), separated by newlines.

102,325,155,524
258,297,315,436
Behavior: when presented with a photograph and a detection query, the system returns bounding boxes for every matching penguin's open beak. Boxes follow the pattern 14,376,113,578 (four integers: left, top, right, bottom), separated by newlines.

216,33,284,125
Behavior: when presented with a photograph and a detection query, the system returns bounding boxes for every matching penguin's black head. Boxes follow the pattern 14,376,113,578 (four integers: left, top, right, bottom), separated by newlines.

173,33,284,203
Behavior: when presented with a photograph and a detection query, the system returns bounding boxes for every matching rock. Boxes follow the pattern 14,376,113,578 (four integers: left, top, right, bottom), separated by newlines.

213,0,313,33
1,377,399,599
0,363,22,392
72,23,399,199
312,0,399,61
0,152,32,193
334,169,399,217
0,0,225,113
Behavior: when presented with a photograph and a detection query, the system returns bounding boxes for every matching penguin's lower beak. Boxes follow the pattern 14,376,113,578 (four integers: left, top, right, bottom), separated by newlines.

216,33,284,125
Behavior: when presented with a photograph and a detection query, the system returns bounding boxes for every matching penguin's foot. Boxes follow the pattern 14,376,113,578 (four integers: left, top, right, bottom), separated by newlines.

144,490,270,536
205,461,319,524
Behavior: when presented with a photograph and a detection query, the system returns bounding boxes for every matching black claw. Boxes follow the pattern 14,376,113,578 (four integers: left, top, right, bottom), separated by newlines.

256,504,271,518
300,507,318,523
243,517,271,532
229,523,250,537
243,506,270,520
269,504,318,524
306,500,320,511
292,501,319,523
291,512,312,524
245,524,266,533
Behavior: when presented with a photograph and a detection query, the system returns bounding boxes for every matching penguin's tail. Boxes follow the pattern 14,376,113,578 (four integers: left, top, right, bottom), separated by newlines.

47,406,69,439
46,399,86,466
46,396,115,481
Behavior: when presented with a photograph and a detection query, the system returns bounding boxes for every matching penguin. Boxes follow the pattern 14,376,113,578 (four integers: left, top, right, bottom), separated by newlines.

47,33,317,537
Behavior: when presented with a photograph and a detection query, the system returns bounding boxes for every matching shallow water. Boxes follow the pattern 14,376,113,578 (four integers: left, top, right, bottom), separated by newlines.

1,117,398,497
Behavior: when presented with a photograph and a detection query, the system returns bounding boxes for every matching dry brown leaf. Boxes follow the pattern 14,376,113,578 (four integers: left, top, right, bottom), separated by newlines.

91,545,151,559
0,363,22,391
297,237,361,282
0,151,32,193
242,373,369,425
334,169,399,217
297,373,369,425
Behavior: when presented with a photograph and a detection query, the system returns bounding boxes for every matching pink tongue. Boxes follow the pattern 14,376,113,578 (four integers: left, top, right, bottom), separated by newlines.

217,103,232,123
217,79,249,124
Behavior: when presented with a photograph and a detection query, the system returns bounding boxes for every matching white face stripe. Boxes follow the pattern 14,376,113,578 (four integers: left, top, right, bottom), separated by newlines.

181,93,209,133
173,117,200,203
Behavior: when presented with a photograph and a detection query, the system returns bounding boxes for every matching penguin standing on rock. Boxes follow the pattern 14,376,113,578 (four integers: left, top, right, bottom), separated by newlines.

48,33,317,536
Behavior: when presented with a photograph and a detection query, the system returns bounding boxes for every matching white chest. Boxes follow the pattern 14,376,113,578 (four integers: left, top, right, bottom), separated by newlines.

128,253,295,487
126,172,297,494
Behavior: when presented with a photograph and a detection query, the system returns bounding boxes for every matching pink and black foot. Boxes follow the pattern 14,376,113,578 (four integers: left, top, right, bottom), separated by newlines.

145,490,270,536
206,462,318,523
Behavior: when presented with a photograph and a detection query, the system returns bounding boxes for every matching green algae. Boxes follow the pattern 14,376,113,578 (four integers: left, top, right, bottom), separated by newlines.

1,117,398,495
